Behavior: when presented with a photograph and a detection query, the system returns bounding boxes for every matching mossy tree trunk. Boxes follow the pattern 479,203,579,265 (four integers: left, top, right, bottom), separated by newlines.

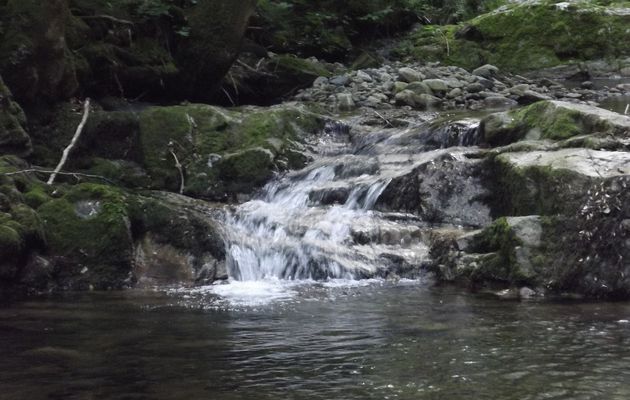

177,0,258,101
0,0,78,104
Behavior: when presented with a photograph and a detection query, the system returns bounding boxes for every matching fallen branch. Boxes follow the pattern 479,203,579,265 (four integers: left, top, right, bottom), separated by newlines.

168,142,185,195
48,98,91,185
373,110,393,127
625,104,629,115
222,87,236,106
3,168,114,184
236,59,276,77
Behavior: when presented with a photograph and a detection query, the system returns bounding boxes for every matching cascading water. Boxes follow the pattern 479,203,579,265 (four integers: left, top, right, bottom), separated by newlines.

220,116,483,294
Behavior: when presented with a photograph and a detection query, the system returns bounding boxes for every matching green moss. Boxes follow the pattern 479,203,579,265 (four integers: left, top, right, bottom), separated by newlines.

9,203,44,244
37,183,133,289
216,148,275,193
86,158,149,188
487,155,592,217
271,54,333,78
394,1,630,72
0,75,32,156
138,103,323,196
23,186,51,209
467,217,532,284
0,224,21,257
510,102,582,140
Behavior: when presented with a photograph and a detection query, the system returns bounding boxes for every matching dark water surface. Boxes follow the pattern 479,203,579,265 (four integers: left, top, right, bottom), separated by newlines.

2,282,630,400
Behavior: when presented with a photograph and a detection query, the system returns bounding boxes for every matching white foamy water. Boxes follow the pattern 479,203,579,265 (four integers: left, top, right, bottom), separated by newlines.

213,119,480,305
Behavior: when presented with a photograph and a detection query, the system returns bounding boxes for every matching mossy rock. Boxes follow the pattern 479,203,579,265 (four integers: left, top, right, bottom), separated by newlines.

127,191,226,285
215,147,275,194
0,75,32,157
480,100,630,146
0,224,22,280
485,154,593,217
29,104,141,170
271,54,333,79
0,173,47,283
137,102,324,198
394,1,630,72
38,183,134,290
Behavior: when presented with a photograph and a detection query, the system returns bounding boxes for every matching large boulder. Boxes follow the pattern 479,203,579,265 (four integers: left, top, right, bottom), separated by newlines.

2,178,226,293
480,100,630,146
129,192,226,287
425,100,630,298
37,183,135,290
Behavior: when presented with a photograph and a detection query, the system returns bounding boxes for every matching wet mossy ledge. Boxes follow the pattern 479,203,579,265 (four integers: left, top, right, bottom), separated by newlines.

427,101,630,300
394,0,630,74
0,162,227,294
28,101,326,201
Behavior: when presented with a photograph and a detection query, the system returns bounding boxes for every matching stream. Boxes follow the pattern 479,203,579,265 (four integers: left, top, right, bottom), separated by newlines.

2,107,630,399
2,285,630,399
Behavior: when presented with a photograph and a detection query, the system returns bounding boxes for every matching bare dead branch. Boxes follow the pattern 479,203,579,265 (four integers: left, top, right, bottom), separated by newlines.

48,99,91,185
3,168,114,184
169,148,185,195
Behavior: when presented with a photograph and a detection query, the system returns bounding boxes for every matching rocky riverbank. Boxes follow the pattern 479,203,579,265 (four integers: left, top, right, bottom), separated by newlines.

1,0,630,299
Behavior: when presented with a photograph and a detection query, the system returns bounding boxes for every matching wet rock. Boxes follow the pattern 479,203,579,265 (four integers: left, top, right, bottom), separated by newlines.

398,67,424,83
130,191,226,287
466,82,485,93
377,152,492,227
473,64,499,79
406,82,433,96
422,79,449,95
479,100,630,146
484,96,518,109
517,90,552,105
337,93,356,111
330,75,350,86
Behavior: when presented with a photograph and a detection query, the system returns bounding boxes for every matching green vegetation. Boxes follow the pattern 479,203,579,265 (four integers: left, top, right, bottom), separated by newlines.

395,0,630,71
137,103,323,197
37,183,134,289
254,0,503,60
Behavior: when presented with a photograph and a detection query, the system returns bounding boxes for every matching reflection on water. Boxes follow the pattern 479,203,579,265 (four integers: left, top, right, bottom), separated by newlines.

2,283,630,400
599,94,630,114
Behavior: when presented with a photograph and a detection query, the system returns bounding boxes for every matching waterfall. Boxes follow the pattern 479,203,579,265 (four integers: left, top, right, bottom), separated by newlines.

223,117,482,283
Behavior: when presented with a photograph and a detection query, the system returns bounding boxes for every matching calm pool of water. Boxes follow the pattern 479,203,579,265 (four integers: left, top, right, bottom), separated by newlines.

2,281,630,400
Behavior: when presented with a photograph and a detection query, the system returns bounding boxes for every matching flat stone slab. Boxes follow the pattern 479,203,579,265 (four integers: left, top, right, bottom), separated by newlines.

499,148,630,178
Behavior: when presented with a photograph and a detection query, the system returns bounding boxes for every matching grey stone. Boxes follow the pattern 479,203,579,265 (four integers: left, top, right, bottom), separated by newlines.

466,82,484,93
398,67,425,83
337,93,356,111
423,79,449,95
356,70,373,82
312,76,329,87
447,88,463,99
484,96,518,109
473,64,500,79
406,82,433,95
393,81,409,93
330,75,350,86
